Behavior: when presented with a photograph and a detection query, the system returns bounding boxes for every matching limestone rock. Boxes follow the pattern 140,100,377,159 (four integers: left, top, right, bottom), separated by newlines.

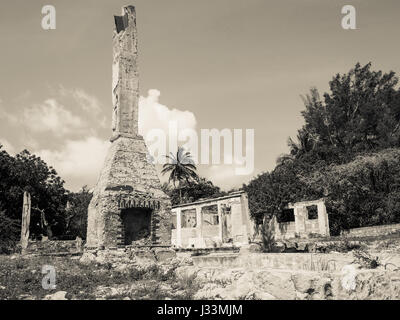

251,270,296,299
18,294,35,300
130,249,156,261
154,248,176,262
95,286,119,299
79,251,97,264
43,291,68,300
245,291,276,300
340,264,358,292
194,283,226,300
248,243,263,253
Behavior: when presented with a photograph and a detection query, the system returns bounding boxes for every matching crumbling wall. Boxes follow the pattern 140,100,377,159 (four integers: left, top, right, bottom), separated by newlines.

344,223,400,238
25,240,84,254
171,191,253,248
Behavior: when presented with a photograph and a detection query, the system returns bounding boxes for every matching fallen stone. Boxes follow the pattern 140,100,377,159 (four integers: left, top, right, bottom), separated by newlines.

154,248,176,262
340,264,359,292
273,242,286,253
248,243,263,253
18,294,35,300
133,250,156,261
43,291,68,300
95,286,121,299
79,251,97,264
246,291,276,300
296,243,308,252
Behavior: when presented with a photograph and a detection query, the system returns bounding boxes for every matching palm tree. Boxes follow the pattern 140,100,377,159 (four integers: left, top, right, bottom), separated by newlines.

276,129,315,166
161,147,198,202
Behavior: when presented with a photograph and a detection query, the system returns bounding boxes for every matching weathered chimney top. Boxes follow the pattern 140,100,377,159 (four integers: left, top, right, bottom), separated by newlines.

114,5,136,34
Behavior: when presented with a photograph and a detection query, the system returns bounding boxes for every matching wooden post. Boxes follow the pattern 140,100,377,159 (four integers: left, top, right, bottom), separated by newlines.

20,191,31,254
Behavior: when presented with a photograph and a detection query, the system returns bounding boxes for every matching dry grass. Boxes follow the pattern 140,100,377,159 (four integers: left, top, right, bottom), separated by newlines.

302,255,338,272
0,254,198,300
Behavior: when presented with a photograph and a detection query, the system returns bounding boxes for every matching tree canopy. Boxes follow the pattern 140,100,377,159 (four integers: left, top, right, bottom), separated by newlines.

162,177,225,206
245,63,400,234
0,146,68,239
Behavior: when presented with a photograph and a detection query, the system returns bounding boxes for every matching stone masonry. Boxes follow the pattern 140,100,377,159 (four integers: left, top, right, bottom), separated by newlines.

86,6,171,248
171,191,254,248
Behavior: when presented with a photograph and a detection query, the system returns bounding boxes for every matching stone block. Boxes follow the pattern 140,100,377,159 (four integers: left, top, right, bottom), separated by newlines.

154,248,177,262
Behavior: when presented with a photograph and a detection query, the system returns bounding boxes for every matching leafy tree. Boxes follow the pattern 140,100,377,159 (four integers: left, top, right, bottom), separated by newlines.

0,209,20,253
245,63,400,234
244,160,319,225
161,147,199,201
301,148,400,235
0,145,68,239
277,129,315,166
64,186,92,239
300,63,400,160
163,177,225,205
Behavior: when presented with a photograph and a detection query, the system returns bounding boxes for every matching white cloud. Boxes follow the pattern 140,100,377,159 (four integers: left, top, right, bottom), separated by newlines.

138,89,197,137
58,86,102,114
1,87,200,190
23,99,86,136
0,103,18,124
36,137,110,190
205,165,253,191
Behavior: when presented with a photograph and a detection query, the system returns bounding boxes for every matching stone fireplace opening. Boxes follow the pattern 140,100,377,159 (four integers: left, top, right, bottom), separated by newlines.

121,207,152,245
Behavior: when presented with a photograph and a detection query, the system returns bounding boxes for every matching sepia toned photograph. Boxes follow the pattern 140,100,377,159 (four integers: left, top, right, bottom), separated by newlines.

1,0,400,310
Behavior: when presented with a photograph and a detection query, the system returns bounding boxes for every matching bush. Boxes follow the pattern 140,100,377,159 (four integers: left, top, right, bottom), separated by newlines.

261,216,276,252
244,63,400,236
305,148,400,235
0,210,20,254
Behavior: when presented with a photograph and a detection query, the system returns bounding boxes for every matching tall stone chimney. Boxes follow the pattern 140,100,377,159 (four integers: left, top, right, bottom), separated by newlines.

111,5,139,140
86,6,172,249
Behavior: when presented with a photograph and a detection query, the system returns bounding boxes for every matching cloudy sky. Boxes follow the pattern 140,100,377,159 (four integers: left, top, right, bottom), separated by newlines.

1,0,400,191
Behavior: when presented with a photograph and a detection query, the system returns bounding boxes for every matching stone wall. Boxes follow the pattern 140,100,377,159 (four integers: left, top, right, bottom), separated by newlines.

274,221,296,239
267,199,330,241
177,250,400,300
171,191,254,248
178,265,400,300
25,240,83,254
344,223,400,237
191,252,353,271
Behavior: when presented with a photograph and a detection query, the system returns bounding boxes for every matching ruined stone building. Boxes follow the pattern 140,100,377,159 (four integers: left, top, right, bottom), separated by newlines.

171,191,254,248
85,5,330,251
86,6,171,249
269,199,330,240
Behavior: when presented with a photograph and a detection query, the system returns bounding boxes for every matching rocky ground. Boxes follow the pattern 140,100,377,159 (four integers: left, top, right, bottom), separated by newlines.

1,237,400,300
176,264,400,300
0,250,196,300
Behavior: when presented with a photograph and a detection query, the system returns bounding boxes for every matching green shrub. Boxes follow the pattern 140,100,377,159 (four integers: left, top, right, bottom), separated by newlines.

307,149,400,235
261,216,276,252
0,210,20,254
